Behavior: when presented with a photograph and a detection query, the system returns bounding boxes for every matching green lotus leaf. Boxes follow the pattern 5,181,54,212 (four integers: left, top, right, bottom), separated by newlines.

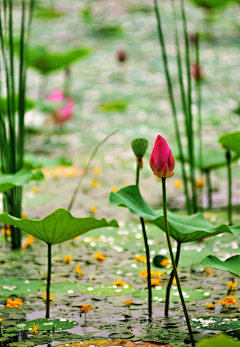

23,154,72,170
109,185,236,243
196,333,240,346
189,0,232,9
34,6,64,20
201,255,240,277
80,284,136,297
191,318,240,331
16,318,78,331
27,46,91,74
0,208,118,245
0,169,44,193
99,100,128,113
219,131,240,153
132,287,210,302
175,149,239,171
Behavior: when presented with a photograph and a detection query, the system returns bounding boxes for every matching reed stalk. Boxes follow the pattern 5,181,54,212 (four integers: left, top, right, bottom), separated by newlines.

153,0,191,215
0,0,35,249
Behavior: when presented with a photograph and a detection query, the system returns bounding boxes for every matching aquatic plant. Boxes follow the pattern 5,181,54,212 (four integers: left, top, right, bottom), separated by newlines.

131,138,152,319
0,209,118,318
0,0,36,249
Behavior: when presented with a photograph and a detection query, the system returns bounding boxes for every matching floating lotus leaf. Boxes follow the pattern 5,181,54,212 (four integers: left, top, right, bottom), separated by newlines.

0,278,43,295
132,287,210,302
201,255,240,277
34,6,64,19
99,100,128,113
23,154,72,170
92,24,123,37
0,169,44,193
80,284,136,297
16,318,78,331
109,185,236,243
191,317,240,331
0,209,118,245
38,282,84,294
219,131,240,153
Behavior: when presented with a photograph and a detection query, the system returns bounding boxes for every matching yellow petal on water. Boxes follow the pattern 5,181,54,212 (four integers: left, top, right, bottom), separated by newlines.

92,167,102,175
90,206,97,213
91,179,99,187
31,187,39,194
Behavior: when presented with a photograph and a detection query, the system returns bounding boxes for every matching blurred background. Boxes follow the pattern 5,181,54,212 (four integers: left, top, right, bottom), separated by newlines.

7,0,240,221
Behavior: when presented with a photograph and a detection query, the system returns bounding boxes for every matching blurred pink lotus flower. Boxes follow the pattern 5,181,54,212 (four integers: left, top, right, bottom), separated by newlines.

149,135,175,178
47,90,75,126
191,63,203,81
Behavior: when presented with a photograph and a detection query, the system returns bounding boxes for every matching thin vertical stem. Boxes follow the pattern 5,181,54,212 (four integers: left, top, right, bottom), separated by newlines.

205,170,212,210
46,243,52,319
226,150,232,226
162,178,195,346
195,32,202,175
153,0,191,215
136,160,152,319
165,241,181,317
171,0,190,158
180,0,197,213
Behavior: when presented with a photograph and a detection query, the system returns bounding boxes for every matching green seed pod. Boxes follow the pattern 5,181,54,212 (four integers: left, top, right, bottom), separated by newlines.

131,138,148,158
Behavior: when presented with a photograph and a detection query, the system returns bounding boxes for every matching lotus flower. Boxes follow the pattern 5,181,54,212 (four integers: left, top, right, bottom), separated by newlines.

48,90,74,125
149,135,175,178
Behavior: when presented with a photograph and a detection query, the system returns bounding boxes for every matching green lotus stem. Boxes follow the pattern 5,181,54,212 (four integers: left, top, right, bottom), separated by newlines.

162,178,195,346
136,160,152,320
205,170,212,209
153,0,191,215
128,307,132,320
171,0,191,179
64,67,71,96
226,150,232,226
195,32,202,176
165,241,181,317
180,0,197,214
46,243,52,319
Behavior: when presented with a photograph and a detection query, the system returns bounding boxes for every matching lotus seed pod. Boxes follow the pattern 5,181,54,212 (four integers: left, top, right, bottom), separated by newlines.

131,138,148,158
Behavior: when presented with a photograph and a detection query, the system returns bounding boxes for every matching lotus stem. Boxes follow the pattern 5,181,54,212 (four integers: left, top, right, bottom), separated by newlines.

46,243,52,319
226,150,232,226
162,178,195,346
165,241,181,317
136,160,152,320
205,170,212,210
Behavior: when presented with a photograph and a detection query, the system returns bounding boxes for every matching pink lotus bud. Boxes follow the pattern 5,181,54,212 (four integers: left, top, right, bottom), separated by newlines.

149,135,175,178
191,63,203,80
117,49,127,63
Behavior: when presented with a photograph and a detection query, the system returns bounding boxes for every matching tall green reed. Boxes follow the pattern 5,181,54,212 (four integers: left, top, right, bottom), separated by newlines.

0,0,35,249
153,0,199,214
